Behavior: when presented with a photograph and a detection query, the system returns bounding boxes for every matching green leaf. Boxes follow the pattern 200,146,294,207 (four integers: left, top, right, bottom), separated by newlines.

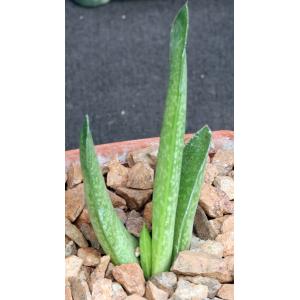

151,2,189,275
80,115,138,265
139,224,152,280
172,126,212,261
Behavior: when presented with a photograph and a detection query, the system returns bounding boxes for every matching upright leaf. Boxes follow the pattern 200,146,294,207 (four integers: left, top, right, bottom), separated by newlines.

139,224,152,280
152,3,189,275
172,126,212,260
80,115,138,265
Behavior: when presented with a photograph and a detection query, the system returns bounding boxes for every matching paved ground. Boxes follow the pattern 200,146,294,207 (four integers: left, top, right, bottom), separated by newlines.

66,0,233,150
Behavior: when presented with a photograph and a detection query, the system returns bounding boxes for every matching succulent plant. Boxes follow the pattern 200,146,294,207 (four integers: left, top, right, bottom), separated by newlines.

79,2,212,277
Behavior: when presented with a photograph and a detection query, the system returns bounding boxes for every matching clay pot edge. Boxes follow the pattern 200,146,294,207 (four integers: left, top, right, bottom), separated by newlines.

65,130,234,170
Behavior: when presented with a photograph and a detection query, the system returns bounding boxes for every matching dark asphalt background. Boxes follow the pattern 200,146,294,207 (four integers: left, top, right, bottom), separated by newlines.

66,0,233,150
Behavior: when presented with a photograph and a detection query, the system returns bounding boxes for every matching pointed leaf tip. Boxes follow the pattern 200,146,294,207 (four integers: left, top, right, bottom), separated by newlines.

170,2,189,53
84,115,90,129
82,115,90,138
193,125,212,140
175,2,189,25
203,125,212,135
179,2,189,14
203,124,210,130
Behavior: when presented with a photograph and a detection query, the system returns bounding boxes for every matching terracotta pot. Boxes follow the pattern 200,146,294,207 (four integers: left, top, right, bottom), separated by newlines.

65,130,233,172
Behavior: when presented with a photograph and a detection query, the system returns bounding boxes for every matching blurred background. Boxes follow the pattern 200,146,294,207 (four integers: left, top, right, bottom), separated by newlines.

66,0,233,150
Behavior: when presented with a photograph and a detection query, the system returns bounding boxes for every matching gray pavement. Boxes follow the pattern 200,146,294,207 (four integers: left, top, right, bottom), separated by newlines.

66,0,233,150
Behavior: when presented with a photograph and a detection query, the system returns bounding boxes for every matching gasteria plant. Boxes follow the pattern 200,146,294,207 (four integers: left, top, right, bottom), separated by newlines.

79,2,212,278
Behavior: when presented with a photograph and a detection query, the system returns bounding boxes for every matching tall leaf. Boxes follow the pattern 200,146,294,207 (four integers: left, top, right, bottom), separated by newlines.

151,3,189,275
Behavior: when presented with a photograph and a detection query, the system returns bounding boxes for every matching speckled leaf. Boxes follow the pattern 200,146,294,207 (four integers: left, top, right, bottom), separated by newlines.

172,126,212,260
80,115,138,265
152,3,189,275
139,224,152,279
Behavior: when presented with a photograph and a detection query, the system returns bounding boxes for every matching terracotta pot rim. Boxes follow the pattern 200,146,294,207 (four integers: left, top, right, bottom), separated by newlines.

65,130,234,169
